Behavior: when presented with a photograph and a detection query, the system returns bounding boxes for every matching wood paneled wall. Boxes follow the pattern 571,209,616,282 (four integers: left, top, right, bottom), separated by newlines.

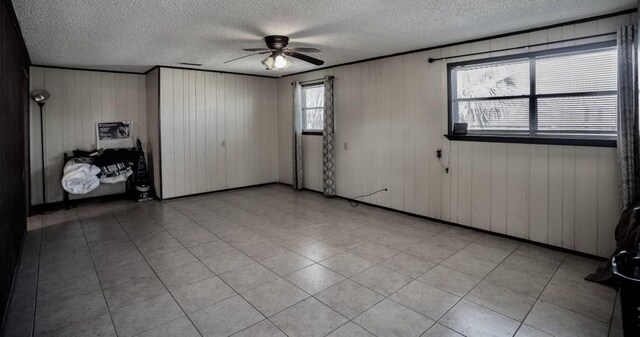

0,0,29,323
29,67,147,205
158,68,278,199
277,13,636,257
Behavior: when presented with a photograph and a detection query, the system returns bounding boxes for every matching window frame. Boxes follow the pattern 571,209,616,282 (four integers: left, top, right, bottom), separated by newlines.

301,82,325,135
446,40,617,147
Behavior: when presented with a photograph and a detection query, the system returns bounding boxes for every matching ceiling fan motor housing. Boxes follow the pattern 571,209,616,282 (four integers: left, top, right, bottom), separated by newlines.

265,35,289,49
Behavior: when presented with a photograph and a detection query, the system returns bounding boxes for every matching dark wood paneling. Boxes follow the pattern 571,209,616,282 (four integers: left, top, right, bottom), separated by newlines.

0,0,29,324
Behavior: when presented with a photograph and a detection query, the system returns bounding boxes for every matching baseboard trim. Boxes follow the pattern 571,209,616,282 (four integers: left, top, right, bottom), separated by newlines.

159,182,280,201
30,193,129,215
283,184,607,262
30,181,608,261
30,182,281,212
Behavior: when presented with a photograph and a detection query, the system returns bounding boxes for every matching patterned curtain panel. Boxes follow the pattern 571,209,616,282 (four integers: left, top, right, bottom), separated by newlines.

323,76,336,196
292,82,304,190
617,24,640,209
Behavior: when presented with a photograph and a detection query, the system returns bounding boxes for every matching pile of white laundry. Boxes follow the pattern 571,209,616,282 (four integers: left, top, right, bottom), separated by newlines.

61,158,101,195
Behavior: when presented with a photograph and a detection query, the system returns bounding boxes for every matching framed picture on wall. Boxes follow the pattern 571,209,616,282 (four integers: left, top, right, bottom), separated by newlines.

96,121,134,149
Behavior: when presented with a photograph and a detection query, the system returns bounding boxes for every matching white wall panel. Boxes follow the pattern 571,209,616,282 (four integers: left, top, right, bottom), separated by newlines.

597,148,621,256
547,146,564,247
29,67,147,205
529,145,549,243
276,13,631,257
159,68,277,199
490,143,508,234
575,147,599,255
471,143,492,231
302,135,323,192
561,146,577,250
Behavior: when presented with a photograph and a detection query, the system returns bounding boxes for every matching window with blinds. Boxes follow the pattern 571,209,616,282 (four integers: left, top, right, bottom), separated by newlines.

302,84,325,132
449,41,618,140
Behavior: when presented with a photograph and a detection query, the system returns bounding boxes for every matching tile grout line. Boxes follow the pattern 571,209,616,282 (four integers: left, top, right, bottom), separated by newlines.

155,195,610,337
168,191,418,336
33,187,607,337
48,190,430,337
191,192,494,337
77,209,125,337
165,201,294,337
235,220,459,335
103,204,206,337
29,216,44,337
400,227,613,336
393,230,502,337
510,253,565,337
606,290,620,337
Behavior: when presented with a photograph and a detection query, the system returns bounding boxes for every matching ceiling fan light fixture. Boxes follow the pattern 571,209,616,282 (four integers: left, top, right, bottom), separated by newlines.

261,55,275,69
261,52,292,70
274,54,288,69
228,35,323,68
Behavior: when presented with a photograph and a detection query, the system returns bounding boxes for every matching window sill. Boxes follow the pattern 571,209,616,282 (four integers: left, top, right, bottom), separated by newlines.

444,134,616,147
302,131,323,136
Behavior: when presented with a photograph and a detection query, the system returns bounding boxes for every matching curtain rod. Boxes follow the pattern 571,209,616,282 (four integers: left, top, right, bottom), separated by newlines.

290,76,334,86
427,31,616,63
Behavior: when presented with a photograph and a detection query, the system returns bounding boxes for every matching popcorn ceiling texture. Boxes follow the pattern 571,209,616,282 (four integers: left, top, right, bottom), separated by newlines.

12,0,635,76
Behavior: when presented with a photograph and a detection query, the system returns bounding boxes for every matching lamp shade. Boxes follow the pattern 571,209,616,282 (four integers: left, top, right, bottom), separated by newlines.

261,55,275,69
261,52,292,70
31,89,50,103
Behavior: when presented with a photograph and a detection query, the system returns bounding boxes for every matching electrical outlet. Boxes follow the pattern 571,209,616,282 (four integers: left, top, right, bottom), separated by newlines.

436,149,442,158
344,142,348,150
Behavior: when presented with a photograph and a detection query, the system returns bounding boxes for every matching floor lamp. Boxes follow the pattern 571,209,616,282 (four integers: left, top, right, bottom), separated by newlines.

30,89,50,206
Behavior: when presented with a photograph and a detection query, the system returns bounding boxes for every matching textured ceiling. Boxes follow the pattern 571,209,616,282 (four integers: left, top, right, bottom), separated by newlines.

13,0,636,77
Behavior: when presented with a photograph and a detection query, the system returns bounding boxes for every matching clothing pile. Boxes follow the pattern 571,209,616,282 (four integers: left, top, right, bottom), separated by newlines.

61,158,101,195
61,148,136,195
98,162,133,184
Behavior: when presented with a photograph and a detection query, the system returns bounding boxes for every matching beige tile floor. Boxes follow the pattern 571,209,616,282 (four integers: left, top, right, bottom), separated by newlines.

2,184,623,337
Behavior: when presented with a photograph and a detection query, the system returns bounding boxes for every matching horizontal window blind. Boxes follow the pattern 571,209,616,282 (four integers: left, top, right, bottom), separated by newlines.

302,85,324,131
458,99,529,130
449,42,618,138
303,108,324,130
538,95,617,132
303,85,324,108
456,59,530,98
536,49,617,95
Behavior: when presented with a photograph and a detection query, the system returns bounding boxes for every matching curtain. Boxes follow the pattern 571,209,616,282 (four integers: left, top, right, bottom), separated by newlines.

322,76,336,196
292,82,304,190
586,24,640,284
617,24,640,210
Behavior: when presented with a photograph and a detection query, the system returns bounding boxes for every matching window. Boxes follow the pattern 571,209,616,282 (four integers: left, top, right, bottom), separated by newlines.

302,84,324,134
448,41,618,145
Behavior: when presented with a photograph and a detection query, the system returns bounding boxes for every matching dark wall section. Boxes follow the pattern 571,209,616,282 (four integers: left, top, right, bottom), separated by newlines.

0,0,30,323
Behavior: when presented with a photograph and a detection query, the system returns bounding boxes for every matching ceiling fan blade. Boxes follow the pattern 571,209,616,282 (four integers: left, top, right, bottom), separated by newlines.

242,48,272,52
288,47,322,54
223,51,270,64
286,51,325,66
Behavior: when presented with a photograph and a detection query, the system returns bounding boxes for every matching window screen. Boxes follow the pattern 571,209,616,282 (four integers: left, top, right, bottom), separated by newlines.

302,84,325,132
449,42,618,138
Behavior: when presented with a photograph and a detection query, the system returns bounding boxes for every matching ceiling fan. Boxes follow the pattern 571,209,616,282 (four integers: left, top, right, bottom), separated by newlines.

224,35,324,70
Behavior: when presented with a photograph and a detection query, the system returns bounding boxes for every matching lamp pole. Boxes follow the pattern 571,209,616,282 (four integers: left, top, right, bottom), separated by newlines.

31,89,50,207
38,101,46,205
